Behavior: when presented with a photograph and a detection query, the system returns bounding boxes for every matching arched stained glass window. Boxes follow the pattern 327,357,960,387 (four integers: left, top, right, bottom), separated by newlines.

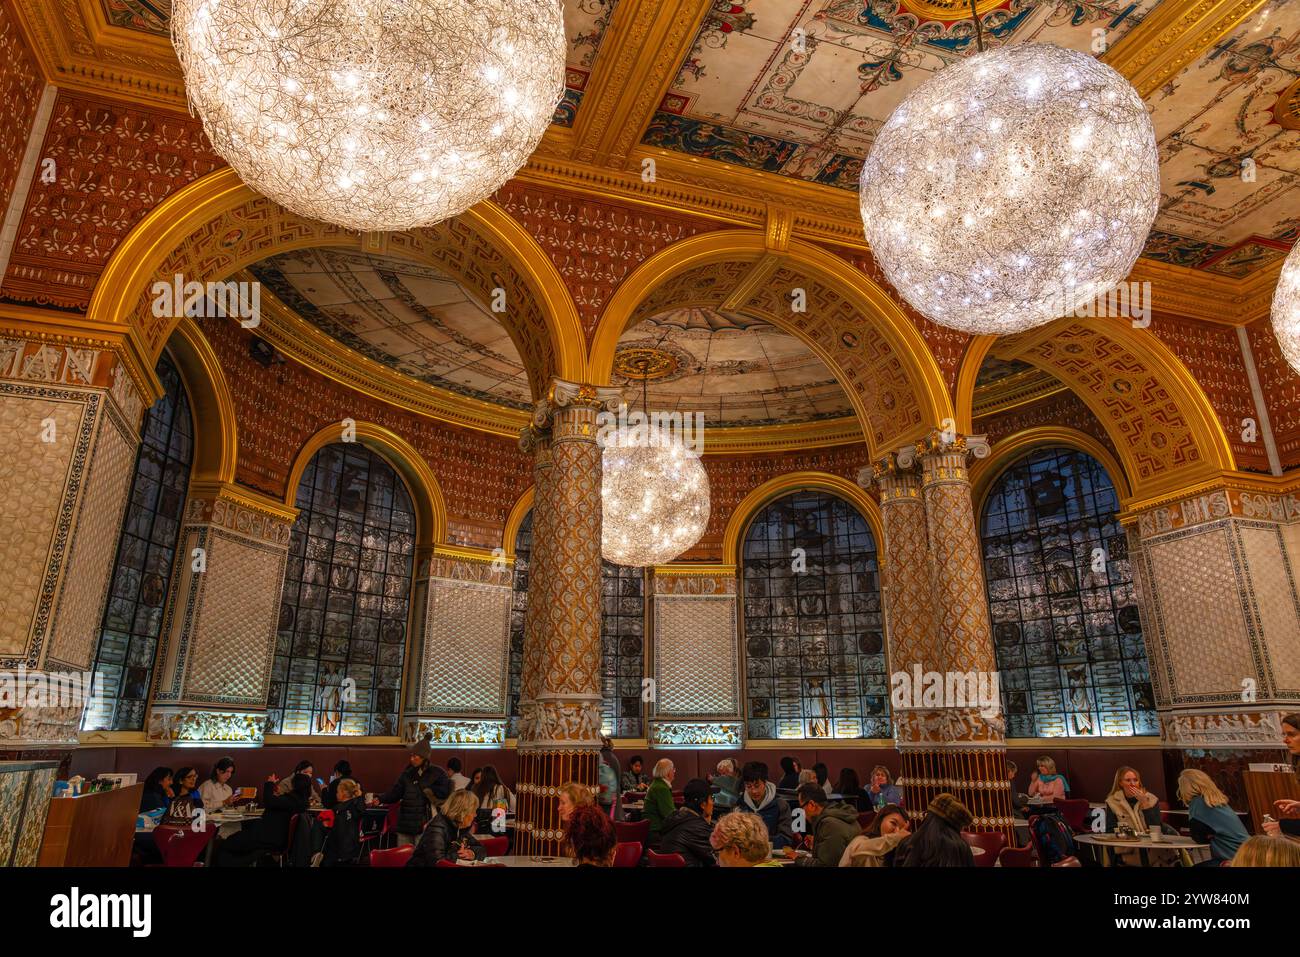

269,443,416,736
85,351,194,731
980,447,1156,737
741,490,887,740
507,510,645,738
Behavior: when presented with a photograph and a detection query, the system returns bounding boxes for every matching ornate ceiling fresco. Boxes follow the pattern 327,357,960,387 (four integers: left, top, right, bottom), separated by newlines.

247,249,533,411
614,307,855,426
641,0,1298,275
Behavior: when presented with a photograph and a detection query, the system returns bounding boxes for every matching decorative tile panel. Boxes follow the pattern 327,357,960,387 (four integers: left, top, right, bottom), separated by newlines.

653,594,738,718
420,577,511,715
1237,524,1300,697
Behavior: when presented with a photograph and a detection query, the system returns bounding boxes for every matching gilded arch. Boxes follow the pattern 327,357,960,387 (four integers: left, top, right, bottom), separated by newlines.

87,167,586,403
285,421,448,548
589,231,953,457
167,316,238,486
502,485,536,560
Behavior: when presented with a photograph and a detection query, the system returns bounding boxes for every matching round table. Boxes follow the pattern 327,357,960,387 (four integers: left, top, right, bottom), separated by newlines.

484,855,575,868
1074,833,1209,867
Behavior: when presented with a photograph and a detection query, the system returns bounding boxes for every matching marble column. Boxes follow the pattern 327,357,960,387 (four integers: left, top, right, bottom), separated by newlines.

0,334,146,755
515,380,621,854
910,431,1013,836
862,455,943,817
147,481,296,745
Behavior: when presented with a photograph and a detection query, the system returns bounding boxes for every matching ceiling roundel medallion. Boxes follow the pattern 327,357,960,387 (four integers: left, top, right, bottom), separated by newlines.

899,0,1005,24
1274,78,1300,131
612,346,684,382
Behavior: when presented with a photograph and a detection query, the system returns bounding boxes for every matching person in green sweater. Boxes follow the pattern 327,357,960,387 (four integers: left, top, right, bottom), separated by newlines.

644,758,677,846
785,782,862,866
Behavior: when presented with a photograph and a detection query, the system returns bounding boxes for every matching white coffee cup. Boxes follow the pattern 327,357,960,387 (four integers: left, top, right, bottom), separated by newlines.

1149,825,1162,842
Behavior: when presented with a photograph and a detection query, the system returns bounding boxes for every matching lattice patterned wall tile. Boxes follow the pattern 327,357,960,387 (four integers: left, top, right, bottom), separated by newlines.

46,408,137,669
420,577,511,715
1146,524,1256,701
1237,524,1300,698
653,595,738,717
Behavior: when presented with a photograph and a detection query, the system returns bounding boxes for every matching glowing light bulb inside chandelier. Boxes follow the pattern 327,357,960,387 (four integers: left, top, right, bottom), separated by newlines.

1273,243,1300,375
171,0,565,232
858,41,1159,335
601,429,711,567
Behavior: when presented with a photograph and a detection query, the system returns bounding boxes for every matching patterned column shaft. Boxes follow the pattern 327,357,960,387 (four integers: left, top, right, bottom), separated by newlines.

0,338,145,751
148,483,294,746
914,431,1012,835
518,430,553,707
515,380,620,854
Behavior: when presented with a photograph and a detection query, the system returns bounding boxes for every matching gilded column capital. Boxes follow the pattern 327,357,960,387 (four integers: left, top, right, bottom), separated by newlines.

523,378,624,447
912,429,990,485
861,450,923,503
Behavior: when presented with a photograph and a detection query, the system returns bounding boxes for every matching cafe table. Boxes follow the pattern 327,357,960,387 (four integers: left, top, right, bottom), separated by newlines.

483,855,575,868
1074,833,1209,867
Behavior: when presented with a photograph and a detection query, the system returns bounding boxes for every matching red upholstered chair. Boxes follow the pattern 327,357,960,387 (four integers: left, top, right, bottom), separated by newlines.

152,824,215,867
961,830,1007,868
647,850,686,868
613,842,642,868
478,836,508,858
1053,798,1091,833
857,811,876,832
997,845,1037,868
614,819,650,848
369,845,414,867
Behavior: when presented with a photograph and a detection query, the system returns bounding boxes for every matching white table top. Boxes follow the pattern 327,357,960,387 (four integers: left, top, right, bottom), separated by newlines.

484,855,575,868
1074,834,1207,850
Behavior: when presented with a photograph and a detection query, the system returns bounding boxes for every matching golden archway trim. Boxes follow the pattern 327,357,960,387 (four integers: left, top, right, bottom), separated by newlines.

722,471,884,567
86,166,586,396
588,230,954,457
970,427,1134,519
168,316,238,485
953,335,998,434
285,421,448,547
502,485,535,559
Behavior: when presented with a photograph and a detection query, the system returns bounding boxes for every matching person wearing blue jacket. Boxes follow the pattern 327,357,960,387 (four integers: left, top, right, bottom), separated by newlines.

865,765,903,810
1178,769,1249,865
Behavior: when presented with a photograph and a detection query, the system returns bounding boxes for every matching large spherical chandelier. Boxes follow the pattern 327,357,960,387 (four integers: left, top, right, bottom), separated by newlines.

601,428,711,567
1272,243,1300,374
859,37,1160,335
171,0,565,232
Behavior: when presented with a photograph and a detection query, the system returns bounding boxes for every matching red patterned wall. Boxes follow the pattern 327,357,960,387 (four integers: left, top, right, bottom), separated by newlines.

1246,316,1300,471
975,388,1122,477
1,89,224,310
1149,312,1268,472
492,180,723,342
0,0,42,221
195,315,532,549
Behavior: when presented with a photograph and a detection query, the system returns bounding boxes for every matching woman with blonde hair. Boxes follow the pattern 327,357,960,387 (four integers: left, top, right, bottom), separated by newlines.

1177,769,1248,864
407,789,484,866
1231,834,1300,867
709,810,780,867
557,781,593,826
1027,755,1069,802
1104,766,1174,866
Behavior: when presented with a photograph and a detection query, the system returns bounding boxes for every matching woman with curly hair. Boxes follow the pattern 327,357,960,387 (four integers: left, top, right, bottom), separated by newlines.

564,803,617,867
709,810,781,867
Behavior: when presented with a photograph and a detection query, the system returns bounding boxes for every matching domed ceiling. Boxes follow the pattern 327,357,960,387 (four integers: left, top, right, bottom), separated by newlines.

246,250,855,430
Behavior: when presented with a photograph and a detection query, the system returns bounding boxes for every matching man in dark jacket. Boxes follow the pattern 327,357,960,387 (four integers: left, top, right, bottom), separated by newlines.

739,761,795,850
659,778,717,866
376,732,452,845
788,783,862,866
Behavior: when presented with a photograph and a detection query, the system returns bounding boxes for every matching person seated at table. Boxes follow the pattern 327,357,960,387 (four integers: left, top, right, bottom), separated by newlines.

738,761,795,850
1006,761,1029,813
893,793,975,867
472,764,516,813
1177,769,1248,865
372,733,453,846
217,772,312,867
446,757,471,791
710,759,741,816
797,768,817,791
1264,712,1300,840
1028,756,1069,802
140,766,174,815
865,765,903,810
200,757,237,809
621,756,649,792
1104,766,1177,867
1231,834,1300,867
319,778,366,867
558,781,593,826
407,790,484,867
812,762,834,799
785,783,861,867
322,760,354,809
276,760,323,806
163,766,202,826
710,809,782,867
565,803,617,867
776,757,801,792
659,778,717,866
834,768,864,811
840,803,910,867
644,759,677,846
468,767,482,791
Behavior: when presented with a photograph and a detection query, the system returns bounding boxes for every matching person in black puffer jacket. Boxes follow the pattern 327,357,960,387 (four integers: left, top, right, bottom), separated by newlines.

319,778,366,866
659,778,718,866
407,790,485,867
376,733,452,845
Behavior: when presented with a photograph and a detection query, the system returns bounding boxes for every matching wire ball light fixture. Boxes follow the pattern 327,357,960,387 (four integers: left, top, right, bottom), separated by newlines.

1273,242,1300,374
171,0,566,232
858,0,1160,335
600,356,710,568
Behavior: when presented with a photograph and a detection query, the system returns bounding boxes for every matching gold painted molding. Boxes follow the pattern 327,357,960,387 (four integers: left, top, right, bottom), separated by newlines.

721,471,885,566
501,486,535,558
652,563,737,577
1118,468,1300,519
169,316,238,484
699,417,865,453
284,421,449,546
432,543,506,565
186,479,300,525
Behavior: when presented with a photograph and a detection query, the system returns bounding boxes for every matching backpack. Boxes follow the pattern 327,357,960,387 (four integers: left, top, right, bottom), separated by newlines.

1029,808,1078,866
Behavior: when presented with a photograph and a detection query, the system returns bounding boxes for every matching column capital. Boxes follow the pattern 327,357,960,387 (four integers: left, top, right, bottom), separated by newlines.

860,451,923,503
521,378,624,449
910,430,990,485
